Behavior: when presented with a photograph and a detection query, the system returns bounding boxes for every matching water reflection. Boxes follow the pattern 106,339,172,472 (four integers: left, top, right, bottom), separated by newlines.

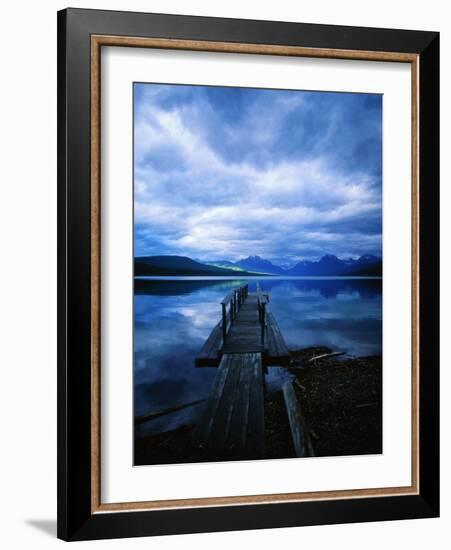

134,277,382,437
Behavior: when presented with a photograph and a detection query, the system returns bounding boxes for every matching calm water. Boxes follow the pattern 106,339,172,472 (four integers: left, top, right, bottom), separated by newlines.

134,277,382,437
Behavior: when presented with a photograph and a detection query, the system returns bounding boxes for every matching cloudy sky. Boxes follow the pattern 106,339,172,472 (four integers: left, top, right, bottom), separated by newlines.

134,83,382,266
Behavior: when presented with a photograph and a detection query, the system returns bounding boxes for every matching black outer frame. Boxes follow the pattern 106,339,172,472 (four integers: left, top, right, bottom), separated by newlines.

57,8,439,541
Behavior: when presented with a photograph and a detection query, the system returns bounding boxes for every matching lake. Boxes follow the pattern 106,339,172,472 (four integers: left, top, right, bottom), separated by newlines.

134,277,382,438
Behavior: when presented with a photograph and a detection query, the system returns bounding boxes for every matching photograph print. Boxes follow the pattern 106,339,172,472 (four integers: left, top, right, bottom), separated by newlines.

133,82,383,465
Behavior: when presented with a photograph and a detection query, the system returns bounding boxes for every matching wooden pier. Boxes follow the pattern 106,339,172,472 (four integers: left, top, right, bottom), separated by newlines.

195,283,290,367
193,283,291,457
193,352,265,458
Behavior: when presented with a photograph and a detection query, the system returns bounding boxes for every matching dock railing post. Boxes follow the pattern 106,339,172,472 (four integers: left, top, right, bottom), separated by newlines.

222,303,227,344
261,302,266,345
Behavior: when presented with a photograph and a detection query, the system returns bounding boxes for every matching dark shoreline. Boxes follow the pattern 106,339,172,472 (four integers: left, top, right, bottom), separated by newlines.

289,348,382,457
134,347,382,466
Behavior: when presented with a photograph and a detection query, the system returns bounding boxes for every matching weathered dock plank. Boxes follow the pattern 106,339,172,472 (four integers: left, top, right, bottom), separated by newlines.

265,311,290,365
221,294,264,354
282,381,315,457
195,321,222,367
193,353,265,458
227,355,254,449
245,353,265,454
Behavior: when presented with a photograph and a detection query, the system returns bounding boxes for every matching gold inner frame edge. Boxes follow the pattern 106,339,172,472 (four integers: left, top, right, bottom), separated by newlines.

90,35,420,514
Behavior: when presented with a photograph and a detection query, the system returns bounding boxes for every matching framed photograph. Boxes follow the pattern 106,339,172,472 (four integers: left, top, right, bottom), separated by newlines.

57,8,439,541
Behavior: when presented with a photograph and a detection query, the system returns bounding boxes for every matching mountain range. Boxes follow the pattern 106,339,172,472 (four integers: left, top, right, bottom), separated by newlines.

134,255,261,277
135,254,382,277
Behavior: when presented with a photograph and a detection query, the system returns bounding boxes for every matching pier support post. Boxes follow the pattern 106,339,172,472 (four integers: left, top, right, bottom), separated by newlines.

222,303,227,344
260,302,266,345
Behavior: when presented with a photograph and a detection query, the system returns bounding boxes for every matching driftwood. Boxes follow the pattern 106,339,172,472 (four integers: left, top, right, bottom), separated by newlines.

282,381,315,458
135,399,206,425
308,351,345,363
294,379,306,391
309,428,319,441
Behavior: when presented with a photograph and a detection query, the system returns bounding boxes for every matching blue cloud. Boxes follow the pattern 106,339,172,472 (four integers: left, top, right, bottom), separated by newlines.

134,83,382,264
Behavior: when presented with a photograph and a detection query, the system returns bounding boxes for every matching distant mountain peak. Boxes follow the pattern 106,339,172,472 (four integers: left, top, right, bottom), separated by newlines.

288,253,382,276
318,254,342,265
234,255,285,275
358,254,380,262
241,254,262,261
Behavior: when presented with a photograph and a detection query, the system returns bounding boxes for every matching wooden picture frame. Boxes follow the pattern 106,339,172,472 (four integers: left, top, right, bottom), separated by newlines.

57,8,439,541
